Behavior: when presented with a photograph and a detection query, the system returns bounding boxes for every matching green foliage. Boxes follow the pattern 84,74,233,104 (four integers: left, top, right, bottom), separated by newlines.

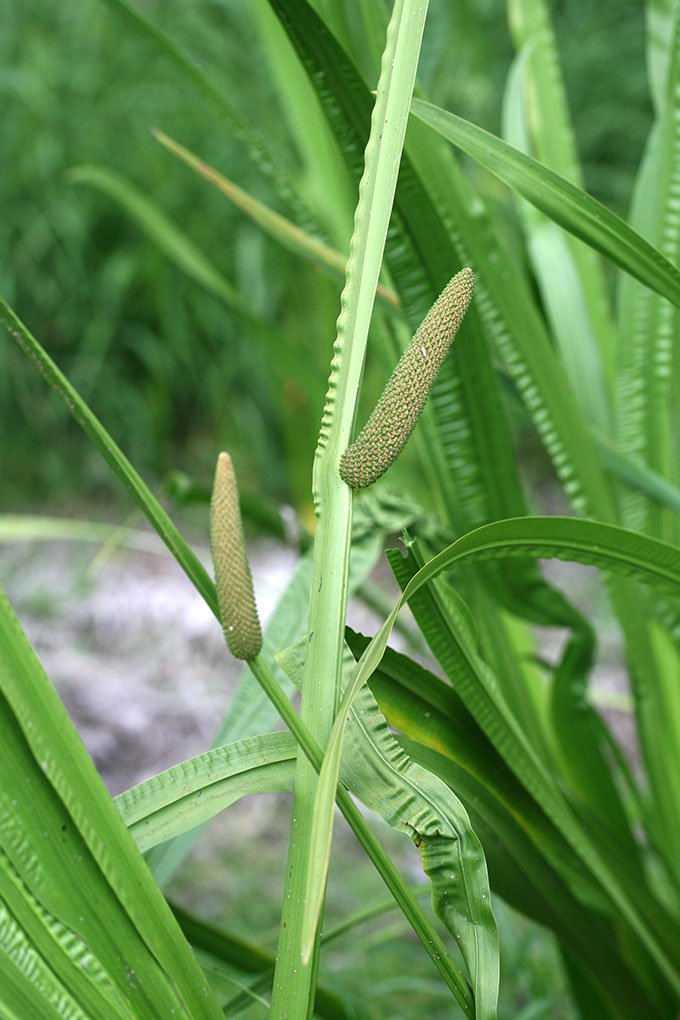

2,1,680,1019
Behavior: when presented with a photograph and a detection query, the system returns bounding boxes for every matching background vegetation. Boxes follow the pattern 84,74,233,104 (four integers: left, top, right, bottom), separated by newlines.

1,0,649,512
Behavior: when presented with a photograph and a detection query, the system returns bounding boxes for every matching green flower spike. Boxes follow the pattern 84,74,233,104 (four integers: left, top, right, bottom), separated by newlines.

210,452,262,661
340,267,475,489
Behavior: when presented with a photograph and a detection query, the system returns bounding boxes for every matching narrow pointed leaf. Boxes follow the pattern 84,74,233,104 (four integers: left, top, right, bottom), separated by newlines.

0,297,219,618
411,97,680,311
279,639,499,1018
0,585,223,1018
69,165,245,311
152,130,399,309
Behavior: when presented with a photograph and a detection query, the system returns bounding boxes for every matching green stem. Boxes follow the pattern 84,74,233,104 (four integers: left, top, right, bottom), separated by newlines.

248,655,473,1014
269,2,430,1014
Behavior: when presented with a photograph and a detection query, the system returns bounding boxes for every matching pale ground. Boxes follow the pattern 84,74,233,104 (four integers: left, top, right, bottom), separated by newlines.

0,531,634,796
1,535,301,795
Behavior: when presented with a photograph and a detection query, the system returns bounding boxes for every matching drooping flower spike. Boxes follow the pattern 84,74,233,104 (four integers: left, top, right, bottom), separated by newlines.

210,452,262,661
340,268,474,490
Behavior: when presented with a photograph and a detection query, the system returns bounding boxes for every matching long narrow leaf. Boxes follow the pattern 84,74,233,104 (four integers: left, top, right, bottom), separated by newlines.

501,50,611,431
411,97,680,311
269,3,431,1012
278,639,499,1019
616,14,680,544
507,0,615,401
152,129,399,310
0,585,223,1018
0,298,219,617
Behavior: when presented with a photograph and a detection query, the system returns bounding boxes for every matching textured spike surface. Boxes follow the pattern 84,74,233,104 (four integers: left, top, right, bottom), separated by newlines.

210,452,262,660
340,268,475,489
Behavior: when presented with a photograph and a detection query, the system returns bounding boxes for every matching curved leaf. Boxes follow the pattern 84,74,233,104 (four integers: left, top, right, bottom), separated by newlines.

0,297,219,618
315,517,680,996
323,515,680,816
0,584,223,1018
277,639,499,1019
116,733,296,852
417,516,680,593
336,515,680,726
411,97,680,311
69,165,245,311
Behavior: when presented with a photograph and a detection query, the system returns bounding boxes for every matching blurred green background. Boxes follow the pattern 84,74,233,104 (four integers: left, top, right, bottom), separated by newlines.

1,0,650,513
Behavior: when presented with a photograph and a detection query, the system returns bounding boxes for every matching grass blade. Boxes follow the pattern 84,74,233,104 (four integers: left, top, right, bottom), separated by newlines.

69,165,246,311
502,49,611,431
152,128,399,310
0,297,219,617
593,434,680,516
0,514,167,555
0,585,223,1018
269,2,431,1011
411,97,680,311
646,0,679,113
507,0,615,402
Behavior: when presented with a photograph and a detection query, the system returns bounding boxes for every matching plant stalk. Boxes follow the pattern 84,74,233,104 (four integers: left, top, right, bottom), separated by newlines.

269,2,429,1013
248,655,473,1014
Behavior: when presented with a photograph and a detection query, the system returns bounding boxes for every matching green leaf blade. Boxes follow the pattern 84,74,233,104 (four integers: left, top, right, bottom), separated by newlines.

411,97,680,311
0,585,224,1018
0,298,219,619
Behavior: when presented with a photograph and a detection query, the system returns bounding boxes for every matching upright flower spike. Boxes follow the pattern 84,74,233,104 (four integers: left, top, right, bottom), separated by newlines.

340,268,475,489
210,452,262,661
